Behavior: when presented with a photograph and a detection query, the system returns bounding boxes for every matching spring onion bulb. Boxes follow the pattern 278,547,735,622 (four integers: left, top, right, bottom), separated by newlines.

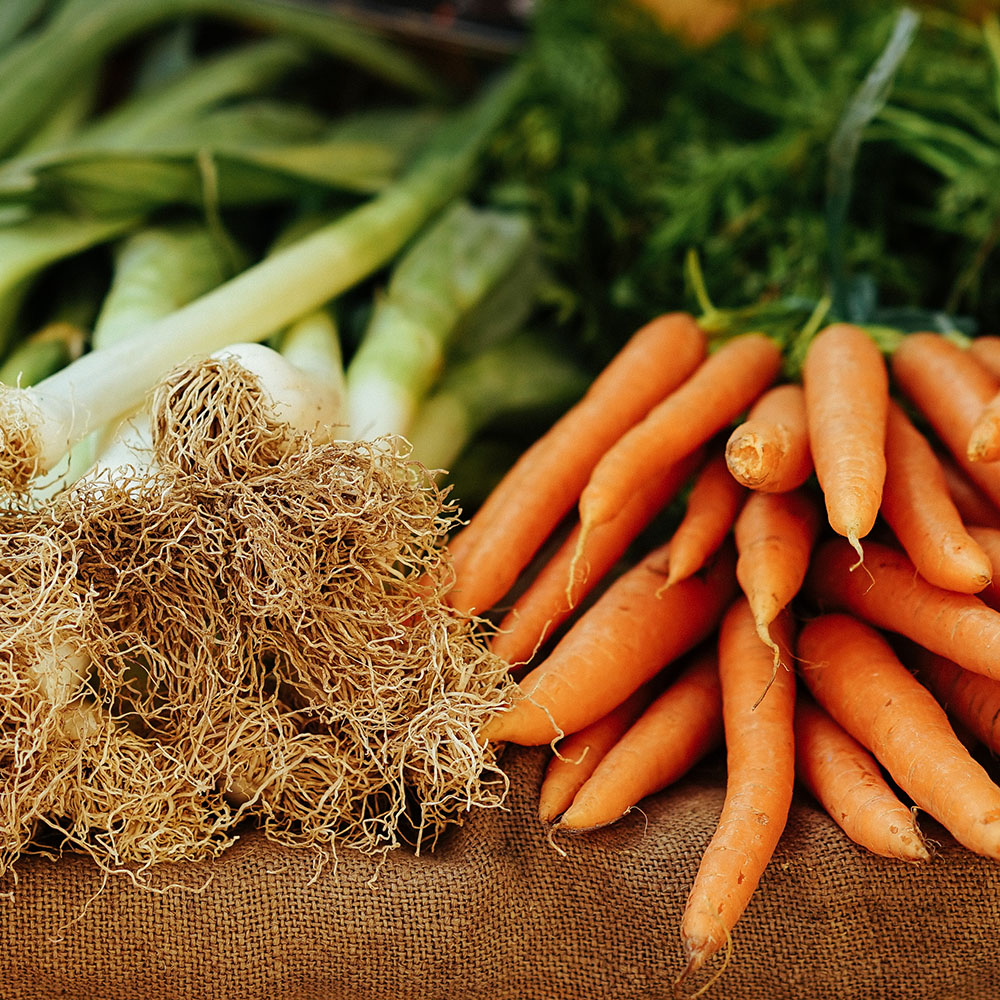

81,340,346,489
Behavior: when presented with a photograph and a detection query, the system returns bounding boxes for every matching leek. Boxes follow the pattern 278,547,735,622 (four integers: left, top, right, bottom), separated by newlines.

407,333,589,472
345,200,537,440
0,0,443,157
0,63,528,490
93,222,245,350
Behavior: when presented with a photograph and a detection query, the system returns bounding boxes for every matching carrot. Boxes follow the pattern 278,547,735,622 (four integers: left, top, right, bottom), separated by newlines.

491,448,702,667
797,612,1000,860
446,312,707,616
576,332,782,541
556,647,723,831
724,382,812,493
537,684,656,825
967,387,1000,462
968,335,1000,380
805,536,1000,683
733,486,820,687
968,526,1000,611
663,449,746,589
481,539,737,746
881,399,992,593
936,447,1000,529
794,695,929,862
891,332,1000,511
909,644,1000,756
801,323,889,563
679,600,796,978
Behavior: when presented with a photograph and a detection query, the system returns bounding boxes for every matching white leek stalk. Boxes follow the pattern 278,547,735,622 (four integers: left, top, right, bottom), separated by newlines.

345,200,535,440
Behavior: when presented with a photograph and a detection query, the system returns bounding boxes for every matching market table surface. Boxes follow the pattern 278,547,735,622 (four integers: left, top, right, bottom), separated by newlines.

1,745,996,1000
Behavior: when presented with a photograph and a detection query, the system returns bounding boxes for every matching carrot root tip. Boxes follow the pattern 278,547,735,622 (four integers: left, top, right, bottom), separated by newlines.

846,532,866,572
751,622,782,710
675,924,734,1000
565,525,592,607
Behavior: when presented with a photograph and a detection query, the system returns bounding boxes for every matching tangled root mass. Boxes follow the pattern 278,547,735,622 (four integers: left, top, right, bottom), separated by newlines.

0,357,514,879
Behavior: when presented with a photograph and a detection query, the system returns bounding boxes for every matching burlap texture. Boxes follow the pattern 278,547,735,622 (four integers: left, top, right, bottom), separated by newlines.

0,745,997,1000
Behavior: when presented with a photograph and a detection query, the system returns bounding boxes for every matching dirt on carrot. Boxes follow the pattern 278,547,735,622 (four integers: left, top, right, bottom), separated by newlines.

794,695,929,862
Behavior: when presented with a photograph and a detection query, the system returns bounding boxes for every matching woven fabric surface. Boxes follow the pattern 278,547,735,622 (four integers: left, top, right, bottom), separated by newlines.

1,745,997,1000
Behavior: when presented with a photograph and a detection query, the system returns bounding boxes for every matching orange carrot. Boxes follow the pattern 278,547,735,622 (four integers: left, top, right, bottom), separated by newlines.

537,684,656,825
725,382,812,493
805,536,1000,683
797,612,1000,860
802,323,889,562
733,486,820,683
481,540,737,746
679,600,796,978
794,695,929,862
909,644,1000,756
556,648,723,831
968,526,1000,611
663,449,746,589
891,332,1000,511
446,313,707,615
491,449,702,667
577,332,782,540
881,400,992,593
967,387,1000,462
936,447,1000,529
968,335,1000,380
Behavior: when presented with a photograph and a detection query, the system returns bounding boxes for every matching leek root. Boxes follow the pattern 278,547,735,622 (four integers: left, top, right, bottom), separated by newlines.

0,352,514,875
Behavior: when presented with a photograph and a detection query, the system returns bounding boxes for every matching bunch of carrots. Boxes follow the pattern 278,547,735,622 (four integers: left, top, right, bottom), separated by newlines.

446,311,1000,986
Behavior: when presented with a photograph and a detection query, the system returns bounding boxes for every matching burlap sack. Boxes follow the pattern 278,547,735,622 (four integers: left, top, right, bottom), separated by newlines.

1,745,997,1000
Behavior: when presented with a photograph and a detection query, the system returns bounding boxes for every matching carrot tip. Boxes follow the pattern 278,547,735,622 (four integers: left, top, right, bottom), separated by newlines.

847,532,865,571
675,925,734,999
751,623,782,710
544,822,568,857
565,524,592,606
